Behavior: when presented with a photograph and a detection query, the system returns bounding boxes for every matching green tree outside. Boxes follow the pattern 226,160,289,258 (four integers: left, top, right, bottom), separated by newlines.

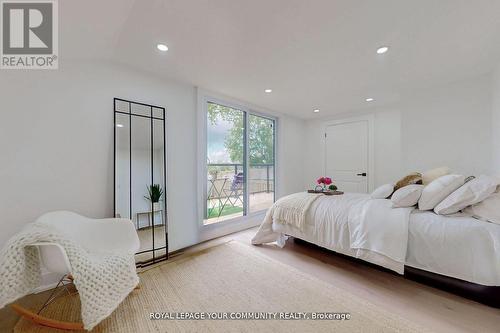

207,102,274,165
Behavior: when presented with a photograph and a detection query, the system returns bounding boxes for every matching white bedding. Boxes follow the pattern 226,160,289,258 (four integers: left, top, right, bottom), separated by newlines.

253,193,413,273
406,211,500,286
252,193,367,254
252,192,500,286
348,199,413,274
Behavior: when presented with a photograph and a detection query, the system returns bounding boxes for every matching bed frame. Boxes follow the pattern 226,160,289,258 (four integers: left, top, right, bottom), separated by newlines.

404,266,500,308
292,238,500,308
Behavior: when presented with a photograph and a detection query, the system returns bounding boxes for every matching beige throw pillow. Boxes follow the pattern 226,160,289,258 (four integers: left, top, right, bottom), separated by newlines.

422,167,451,185
394,172,422,191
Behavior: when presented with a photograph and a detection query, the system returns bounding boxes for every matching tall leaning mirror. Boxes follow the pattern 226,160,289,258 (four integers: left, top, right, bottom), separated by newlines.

114,98,168,267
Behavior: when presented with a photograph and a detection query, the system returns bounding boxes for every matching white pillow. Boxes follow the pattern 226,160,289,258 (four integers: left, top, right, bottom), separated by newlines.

418,174,465,210
391,185,423,208
464,187,500,224
434,175,499,215
371,184,394,199
422,167,451,185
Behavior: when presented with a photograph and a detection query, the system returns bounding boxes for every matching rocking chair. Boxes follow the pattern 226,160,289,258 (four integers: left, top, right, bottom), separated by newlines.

11,211,140,331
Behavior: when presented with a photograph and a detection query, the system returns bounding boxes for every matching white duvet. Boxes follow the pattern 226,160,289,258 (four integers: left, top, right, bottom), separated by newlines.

253,192,500,285
252,193,413,274
252,193,366,251
348,199,413,274
406,211,500,286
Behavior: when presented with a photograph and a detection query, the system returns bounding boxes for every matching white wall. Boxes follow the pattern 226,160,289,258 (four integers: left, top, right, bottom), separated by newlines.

0,60,304,250
276,116,307,197
492,65,500,172
400,74,492,176
304,73,493,189
303,110,401,190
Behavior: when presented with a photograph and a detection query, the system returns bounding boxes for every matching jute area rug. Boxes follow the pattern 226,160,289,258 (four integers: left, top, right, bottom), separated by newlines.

15,242,427,332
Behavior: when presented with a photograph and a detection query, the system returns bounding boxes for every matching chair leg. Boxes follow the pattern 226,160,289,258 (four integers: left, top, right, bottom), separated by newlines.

11,273,84,331
219,197,231,217
37,274,74,314
236,192,244,206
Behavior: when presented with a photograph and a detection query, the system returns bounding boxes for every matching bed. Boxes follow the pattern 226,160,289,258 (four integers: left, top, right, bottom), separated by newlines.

252,193,500,307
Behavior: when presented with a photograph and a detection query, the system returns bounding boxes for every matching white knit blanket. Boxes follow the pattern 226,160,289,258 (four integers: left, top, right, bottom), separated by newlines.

0,222,139,330
272,192,321,230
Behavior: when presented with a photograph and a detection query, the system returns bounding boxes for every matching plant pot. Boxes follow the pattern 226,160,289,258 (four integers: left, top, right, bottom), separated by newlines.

153,202,161,211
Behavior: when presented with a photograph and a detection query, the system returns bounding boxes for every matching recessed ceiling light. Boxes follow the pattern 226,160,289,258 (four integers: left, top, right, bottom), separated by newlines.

365,98,374,102
313,109,320,113
157,44,168,52
264,89,272,93
116,124,124,128
376,46,389,54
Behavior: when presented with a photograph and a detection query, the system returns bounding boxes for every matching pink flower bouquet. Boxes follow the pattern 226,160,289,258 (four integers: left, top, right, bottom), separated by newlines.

316,176,337,191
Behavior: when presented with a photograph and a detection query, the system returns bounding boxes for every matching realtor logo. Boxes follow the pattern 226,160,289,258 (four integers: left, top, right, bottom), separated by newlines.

1,0,58,69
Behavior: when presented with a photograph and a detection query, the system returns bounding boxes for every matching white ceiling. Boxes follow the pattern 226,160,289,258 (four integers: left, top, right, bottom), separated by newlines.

62,0,500,119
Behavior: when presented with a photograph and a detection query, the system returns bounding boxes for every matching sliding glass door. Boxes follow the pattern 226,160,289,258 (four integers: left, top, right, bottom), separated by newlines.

204,101,275,225
248,114,275,213
206,102,246,224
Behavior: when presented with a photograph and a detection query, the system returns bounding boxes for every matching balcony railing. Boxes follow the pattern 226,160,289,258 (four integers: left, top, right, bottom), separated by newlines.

206,163,274,220
207,163,274,195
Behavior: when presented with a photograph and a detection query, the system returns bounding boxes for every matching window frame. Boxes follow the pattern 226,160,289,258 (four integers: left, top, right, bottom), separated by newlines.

197,91,277,233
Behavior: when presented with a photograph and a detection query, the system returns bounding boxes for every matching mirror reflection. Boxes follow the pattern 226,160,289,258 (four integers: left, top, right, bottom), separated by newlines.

114,98,168,266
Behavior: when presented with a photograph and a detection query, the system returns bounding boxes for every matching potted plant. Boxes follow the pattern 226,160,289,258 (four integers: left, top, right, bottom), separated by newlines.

327,184,338,191
145,184,163,211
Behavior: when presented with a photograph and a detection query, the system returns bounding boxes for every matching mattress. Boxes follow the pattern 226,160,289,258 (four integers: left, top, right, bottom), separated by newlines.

272,196,500,286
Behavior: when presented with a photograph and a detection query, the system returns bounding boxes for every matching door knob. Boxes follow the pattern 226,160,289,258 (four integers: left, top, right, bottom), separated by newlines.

357,172,367,177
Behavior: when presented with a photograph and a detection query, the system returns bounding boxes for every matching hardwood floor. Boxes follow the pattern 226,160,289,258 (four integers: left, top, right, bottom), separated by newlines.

205,227,500,333
2,226,500,332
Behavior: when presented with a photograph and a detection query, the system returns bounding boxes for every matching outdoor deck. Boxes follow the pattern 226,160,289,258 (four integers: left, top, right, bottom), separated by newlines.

204,191,274,225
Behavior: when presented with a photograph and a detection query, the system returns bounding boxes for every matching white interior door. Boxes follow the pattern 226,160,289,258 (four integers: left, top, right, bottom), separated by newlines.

325,120,369,193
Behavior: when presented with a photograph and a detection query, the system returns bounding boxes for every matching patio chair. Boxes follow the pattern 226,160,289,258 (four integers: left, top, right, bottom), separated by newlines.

207,177,228,217
219,172,244,216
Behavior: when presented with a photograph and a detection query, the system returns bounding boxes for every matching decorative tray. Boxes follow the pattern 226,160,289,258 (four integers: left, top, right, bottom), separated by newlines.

307,190,344,196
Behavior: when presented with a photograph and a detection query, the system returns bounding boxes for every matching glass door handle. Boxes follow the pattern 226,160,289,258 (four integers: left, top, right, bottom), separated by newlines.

357,172,367,177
